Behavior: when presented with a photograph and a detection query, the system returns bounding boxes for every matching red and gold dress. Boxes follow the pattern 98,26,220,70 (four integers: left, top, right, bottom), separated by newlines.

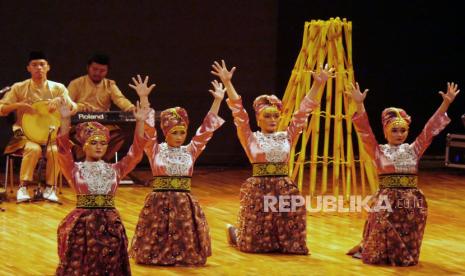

55,132,147,275
129,111,224,266
226,95,318,254
351,109,450,266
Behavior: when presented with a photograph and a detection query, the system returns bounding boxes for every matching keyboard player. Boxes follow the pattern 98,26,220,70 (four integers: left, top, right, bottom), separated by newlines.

67,53,135,161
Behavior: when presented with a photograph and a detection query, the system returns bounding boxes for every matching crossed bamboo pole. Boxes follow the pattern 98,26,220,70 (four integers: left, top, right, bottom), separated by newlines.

279,18,379,198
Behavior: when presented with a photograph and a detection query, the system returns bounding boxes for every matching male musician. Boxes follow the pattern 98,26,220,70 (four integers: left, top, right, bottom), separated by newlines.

0,51,77,202
67,53,135,161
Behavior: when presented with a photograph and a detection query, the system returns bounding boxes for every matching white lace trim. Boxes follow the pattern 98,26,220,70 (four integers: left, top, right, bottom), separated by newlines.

159,142,192,176
380,143,418,173
76,160,116,194
254,131,290,162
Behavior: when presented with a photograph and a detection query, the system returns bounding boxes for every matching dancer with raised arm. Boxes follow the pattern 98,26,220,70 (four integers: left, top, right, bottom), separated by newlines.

129,75,225,266
212,60,333,254
346,82,459,266
55,92,151,275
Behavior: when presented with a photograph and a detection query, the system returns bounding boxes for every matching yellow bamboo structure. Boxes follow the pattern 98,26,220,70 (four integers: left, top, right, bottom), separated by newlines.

279,18,379,197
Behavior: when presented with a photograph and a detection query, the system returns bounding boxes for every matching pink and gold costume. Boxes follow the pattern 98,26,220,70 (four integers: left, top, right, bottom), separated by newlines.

129,110,224,266
226,94,319,254
55,124,147,275
351,108,450,266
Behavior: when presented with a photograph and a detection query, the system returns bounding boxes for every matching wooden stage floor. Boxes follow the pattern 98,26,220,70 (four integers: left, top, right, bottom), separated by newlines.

1,168,464,275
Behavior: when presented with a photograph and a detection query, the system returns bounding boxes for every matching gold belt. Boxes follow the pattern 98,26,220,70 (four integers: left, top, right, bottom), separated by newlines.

252,162,289,177
152,176,191,191
76,194,115,208
379,174,418,188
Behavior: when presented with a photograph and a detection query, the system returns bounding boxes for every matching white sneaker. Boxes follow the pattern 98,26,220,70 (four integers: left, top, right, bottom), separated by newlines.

43,187,59,202
17,186,31,202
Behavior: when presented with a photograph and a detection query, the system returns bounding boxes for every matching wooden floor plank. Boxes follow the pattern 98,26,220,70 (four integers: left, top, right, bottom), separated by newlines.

1,168,464,275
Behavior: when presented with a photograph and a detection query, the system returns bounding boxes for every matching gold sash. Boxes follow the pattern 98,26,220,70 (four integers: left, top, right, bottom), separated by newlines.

379,174,418,188
76,194,115,208
152,176,191,191
252,162,289,177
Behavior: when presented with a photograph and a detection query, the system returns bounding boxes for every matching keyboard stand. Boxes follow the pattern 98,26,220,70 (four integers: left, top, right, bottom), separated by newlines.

115,152,145,185
120,172,145,185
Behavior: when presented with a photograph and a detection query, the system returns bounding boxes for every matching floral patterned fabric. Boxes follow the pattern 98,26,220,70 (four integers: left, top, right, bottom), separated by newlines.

130,191,211,265
236,176,308,254
350,109,450,266
226,94,318,254
361,188,427,266
55,131,147,275
56,209,131,276
130,111,224,266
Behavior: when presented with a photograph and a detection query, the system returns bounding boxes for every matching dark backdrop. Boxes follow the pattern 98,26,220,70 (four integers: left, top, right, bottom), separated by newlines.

0,1,464,168
0,1,277,167
278,0,465,158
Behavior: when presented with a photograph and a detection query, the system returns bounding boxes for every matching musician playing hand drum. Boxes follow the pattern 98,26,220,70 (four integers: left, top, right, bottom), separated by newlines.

0,51,77,203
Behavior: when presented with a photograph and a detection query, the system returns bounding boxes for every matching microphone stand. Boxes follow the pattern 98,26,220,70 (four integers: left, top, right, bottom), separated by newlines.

0,176,6,210
0,195,5,211
32,126,60,204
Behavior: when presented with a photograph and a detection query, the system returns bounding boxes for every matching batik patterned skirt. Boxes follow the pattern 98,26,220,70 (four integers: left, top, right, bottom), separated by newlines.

360,187,427,266
235,176,308,254
56,208,131,276
129,191,211,266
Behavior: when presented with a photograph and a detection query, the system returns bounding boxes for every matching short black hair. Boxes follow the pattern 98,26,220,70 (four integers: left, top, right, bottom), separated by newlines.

28,51,47,63
87,53,110,66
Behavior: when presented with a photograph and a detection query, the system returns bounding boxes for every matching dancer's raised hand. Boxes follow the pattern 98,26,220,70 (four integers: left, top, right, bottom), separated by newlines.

439,82,460,105
129,74,156,98
211,60,236,84
438,82,460,113
345,82,369,104
57,97,73,119
312,64,336,84
133,101,151,122
209,80,226,101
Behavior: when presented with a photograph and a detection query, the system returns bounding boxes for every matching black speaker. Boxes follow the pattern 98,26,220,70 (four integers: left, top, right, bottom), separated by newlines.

445,133,465,169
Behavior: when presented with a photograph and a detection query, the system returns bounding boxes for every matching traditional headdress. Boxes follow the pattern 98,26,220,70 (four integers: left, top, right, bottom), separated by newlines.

160,107,189,136
253,94,283,116
381,107,411,132
75,122,110,146
28,51,47,62
88,52,110,66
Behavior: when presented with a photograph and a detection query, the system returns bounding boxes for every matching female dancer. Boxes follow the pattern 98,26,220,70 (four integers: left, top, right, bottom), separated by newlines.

346,82,459,266
55,94,151,275
129,76,225,265
211,60,333,254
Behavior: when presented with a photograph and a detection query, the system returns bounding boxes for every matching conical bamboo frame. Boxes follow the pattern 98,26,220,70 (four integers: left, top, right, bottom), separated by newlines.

279,18,379,198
